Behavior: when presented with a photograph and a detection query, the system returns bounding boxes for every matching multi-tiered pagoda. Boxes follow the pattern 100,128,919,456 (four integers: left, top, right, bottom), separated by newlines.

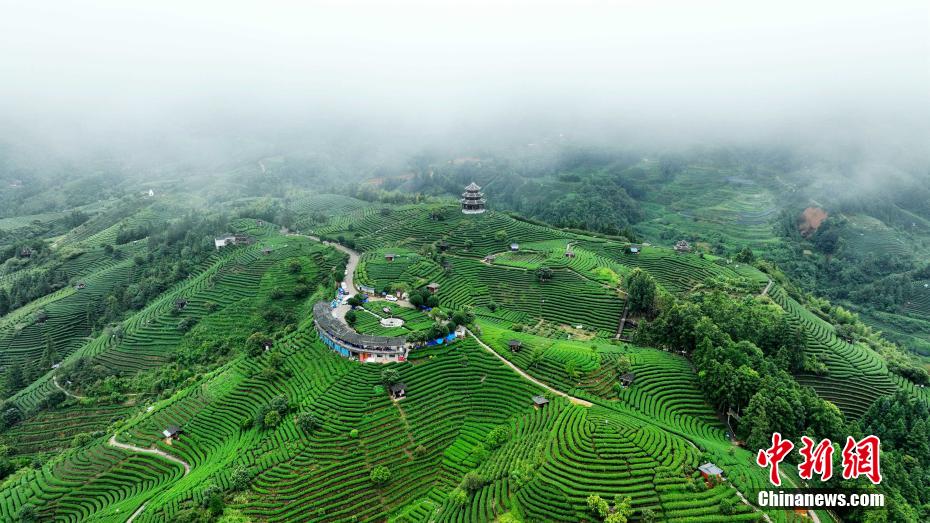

461,182,487,214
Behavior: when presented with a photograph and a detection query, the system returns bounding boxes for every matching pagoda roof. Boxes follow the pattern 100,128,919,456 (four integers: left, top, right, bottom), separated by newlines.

464,182,481,191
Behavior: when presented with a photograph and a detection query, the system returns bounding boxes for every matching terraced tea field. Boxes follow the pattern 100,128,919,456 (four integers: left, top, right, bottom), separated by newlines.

3,192,913,523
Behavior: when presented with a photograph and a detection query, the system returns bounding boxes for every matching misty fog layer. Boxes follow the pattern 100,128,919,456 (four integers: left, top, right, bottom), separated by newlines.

0,1,927,160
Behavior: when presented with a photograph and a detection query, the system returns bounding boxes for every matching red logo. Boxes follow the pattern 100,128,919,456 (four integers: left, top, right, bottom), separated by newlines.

841,435,882,485
798,436,834,481
756,432,794,486
755,433,882,486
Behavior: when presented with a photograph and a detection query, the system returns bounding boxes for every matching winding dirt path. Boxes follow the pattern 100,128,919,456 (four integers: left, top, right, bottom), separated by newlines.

761,279,774,296
53,376,87,400
107,434,191,522
126,502,147,523
108,435,191,474
465,327,592,407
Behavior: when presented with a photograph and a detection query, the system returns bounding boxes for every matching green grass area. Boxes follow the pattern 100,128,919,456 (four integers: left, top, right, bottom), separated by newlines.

353,301,435,337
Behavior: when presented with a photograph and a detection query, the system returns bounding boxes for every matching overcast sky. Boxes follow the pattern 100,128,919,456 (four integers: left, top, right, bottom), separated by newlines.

0,1,927,156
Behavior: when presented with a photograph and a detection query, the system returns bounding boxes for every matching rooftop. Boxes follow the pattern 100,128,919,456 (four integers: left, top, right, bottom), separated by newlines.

313,302,406,352
698,463,724,476
465,182,481,191
532,395,549,405
389,383,406,394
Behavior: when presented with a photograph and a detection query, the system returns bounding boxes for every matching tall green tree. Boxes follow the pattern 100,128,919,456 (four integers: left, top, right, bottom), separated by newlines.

624,268,657,314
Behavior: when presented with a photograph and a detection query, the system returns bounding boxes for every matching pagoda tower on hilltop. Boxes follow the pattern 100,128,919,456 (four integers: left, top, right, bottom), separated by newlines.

461,182,487,214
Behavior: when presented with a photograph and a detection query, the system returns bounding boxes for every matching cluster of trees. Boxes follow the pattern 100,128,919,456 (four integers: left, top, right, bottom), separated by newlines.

624,268,657,314
854,393,930,522
174,466,253,522
253,395,290,431
637,289,846,449
403,308,473,345
394,147,646,237
408,287,439,309
585,494,634,523
0,263,70,314
114,223,152,245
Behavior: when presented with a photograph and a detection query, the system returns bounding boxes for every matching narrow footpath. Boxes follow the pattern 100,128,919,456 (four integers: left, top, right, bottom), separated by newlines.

107,434,191,523
107,435,191,475
465,327,592,407
761,279,774,296
53,376,86,400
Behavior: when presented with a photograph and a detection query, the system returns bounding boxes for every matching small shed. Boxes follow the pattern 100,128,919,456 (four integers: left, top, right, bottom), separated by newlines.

438,240,449,251
20,248,32,258
162,426,183,440
263,248,272,255
532,395,549,408
619,372,636,387
389,383,407,400
508,339,523,352
175,299,188,310
262,339,274,351
385,253,396,262
629,246,640,254
75,282,86,290
698,462,723,480
426,283,440,293
510,243,520,252
257,220,263,225
674,240,691,253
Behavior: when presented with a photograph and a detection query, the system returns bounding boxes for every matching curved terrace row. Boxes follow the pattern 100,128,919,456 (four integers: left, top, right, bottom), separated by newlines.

312,301,408,363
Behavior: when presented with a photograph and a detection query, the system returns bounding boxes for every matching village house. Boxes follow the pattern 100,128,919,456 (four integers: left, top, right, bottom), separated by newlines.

698,462,723,481
162,426,183,441
389,383,407,400
619,372,636,387
214,234,253,250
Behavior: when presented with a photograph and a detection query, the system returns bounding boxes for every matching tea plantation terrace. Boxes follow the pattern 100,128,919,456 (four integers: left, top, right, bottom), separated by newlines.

312,301,408,363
